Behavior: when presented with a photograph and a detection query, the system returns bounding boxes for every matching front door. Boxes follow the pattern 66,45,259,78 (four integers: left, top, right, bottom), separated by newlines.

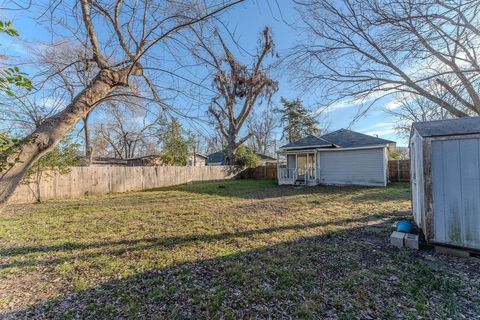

297,155,307,178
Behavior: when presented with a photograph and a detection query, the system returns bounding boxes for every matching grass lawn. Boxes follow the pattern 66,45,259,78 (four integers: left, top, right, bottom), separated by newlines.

0,179,479,319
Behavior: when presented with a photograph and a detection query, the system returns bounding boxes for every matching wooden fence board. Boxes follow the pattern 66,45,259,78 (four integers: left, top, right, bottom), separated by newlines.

10,165,241,204
388,160,410,182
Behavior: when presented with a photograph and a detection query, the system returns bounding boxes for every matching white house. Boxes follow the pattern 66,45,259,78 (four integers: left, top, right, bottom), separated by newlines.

188,153,208,166
277,129,396,187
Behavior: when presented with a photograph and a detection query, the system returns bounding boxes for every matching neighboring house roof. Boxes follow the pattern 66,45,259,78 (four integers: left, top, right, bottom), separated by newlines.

412,117,480,137
279,129,395,151
193,153,208,159
207,151,225,164
257,153,276,161
280,135,335,150
207,149,276,163
320,129,395,148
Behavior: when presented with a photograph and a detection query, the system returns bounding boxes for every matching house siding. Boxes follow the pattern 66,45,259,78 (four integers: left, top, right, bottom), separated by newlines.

317,148,386,186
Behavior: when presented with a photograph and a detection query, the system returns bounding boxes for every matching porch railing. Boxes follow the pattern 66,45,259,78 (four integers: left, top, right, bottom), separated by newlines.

278,167,295,180
277,166,316,183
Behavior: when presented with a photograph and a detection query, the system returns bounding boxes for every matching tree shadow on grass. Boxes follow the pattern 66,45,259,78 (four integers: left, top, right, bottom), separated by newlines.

0,212,402,270
3,214,478,320
144,179,401,200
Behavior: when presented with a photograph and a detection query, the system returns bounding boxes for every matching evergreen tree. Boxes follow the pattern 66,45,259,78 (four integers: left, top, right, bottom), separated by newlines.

276,98,319,143
161,119,189,166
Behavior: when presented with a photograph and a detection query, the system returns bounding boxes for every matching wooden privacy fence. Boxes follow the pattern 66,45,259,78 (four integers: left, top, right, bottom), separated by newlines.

242,164,277,179
10,165,241,204
244,160,411,182
388,160,410,182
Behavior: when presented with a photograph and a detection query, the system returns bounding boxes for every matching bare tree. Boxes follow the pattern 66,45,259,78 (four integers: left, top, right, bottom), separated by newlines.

192,26,278,164
247,109,278,156
385,93,458,138
204,131,226,156
0,0,242,207
0,92,63,133
292,0,480,120
93,102,164,159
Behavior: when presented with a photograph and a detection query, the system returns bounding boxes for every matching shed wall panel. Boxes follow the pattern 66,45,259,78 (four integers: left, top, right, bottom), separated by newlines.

431,138,480,249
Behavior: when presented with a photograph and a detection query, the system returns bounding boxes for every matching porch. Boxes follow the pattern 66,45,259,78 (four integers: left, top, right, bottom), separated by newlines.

277,152,317,185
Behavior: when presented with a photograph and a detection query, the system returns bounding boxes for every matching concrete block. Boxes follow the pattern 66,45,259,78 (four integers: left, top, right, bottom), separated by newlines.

404,234,419,250
390,231,406,248
435,246,470,258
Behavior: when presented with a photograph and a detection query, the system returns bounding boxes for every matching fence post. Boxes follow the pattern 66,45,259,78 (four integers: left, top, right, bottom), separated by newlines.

397,160,400,182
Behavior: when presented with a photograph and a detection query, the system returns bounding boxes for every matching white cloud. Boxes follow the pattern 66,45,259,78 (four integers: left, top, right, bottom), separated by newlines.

384,99,403,110
321,85,397,114
361,122,393,131
364,128,396,137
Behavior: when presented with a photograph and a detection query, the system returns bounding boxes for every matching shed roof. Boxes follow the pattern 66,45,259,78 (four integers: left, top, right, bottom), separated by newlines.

412,117,480,137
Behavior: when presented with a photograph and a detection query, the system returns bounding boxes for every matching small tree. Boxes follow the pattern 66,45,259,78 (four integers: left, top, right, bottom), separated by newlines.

23,137,80,203
161,119,189,166
276,98,320,143
235,145,260,168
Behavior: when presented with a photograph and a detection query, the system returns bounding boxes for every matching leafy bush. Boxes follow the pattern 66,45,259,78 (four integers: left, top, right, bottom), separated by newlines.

235,145,261,168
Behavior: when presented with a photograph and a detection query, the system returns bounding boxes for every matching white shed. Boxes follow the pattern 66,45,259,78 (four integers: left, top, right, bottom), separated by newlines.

410,117,480,251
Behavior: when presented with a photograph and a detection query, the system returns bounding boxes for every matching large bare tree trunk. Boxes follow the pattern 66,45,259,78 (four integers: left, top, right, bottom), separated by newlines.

226,136,237,165
83,111,94,165
0,69,129,208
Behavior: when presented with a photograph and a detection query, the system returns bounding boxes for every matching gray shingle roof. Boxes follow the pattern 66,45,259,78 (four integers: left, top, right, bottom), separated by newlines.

279,129,395,151
320,129,395,148
279,135,334,149
412,117,480,137
207,151,225,164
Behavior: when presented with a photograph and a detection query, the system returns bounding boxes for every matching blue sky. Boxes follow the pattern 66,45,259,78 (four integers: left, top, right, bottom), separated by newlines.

3,1,407,147
220,1,405,145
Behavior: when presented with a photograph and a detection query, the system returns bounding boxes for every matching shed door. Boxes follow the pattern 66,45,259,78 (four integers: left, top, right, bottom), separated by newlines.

431,138,480,249
318,148,386,186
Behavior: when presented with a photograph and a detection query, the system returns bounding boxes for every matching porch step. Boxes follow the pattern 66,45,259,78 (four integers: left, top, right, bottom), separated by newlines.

295,179,307,185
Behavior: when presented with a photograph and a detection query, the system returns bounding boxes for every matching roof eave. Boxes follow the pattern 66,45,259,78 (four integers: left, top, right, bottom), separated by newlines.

279,144,335,151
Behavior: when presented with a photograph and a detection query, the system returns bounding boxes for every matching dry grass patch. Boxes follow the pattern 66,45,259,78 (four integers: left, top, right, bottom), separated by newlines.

0,180,479,319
